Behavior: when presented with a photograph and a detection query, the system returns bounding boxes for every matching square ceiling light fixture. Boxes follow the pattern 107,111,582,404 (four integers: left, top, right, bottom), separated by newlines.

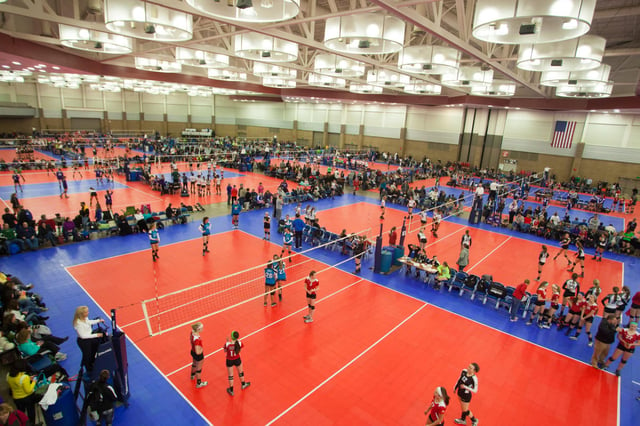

186,0,299,23
324,13,405,55
104,0,193,41
472,0,596,44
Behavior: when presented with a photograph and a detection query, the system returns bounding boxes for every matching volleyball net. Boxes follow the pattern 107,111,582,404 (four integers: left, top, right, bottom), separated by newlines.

140,227,371,336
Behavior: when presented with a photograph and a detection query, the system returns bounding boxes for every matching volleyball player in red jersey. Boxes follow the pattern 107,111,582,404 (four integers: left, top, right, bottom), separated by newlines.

189,322,208,388
424,386,450,426
570,294,598,345
560,293,586,334
527,281,548,327
223,331,250,396
603,322,640,376
542,284,561,329
304,271,319,323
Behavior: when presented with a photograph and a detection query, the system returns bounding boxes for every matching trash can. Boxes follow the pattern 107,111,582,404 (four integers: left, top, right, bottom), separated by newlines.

42,384,79,426
393,246,405,266
380,250,393,273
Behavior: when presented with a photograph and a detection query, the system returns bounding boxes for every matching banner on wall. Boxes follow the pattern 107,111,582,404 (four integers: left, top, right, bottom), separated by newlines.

551,120,576,149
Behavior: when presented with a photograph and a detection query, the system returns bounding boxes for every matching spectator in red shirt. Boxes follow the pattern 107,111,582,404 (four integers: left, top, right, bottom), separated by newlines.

510,279,530,322
388,227,398,246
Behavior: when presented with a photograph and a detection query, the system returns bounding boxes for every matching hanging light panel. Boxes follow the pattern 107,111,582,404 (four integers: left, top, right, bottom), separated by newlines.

398,46,460,75
104,0,193,41
540,64,610,87
253,63,297,79
185,0,300,23
175,48,230,68
349,84,383,94
555,81,613,98
308,73,346,89
234,33,298,62
134,57,182,73
472,0,597,44
403,81,442,95
59,24,133,54
366,70,410,87
470,80,517,97
313,54,365,78
262,77,296,88
517,35,605,72
324,13,405,55
441,66,493,87
207,68,248,82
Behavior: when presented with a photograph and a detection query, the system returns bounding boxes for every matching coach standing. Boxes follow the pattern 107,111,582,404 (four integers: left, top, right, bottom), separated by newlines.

292,214,305,249
591,315,620,369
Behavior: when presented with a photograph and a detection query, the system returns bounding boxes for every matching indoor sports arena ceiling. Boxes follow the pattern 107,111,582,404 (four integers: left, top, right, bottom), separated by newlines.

0,0,639,110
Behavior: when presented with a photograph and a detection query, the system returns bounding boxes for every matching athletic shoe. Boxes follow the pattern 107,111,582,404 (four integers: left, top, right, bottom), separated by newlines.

264,302,267,307
196,381,208,388
526,321,532,325
615,370,621,377
588,341,594,347
226,387,234,395
510,317,517,322
569,335,578,340
54,352,67,361
472,419,479,426
535,277,540,281
241,382,251,390
454,419,466,424
304,317,313,323
542,323,551,329
303,315,310,320
271,302,277,307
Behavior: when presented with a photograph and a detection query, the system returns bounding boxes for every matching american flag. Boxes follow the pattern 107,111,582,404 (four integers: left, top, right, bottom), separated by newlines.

551,120,576,149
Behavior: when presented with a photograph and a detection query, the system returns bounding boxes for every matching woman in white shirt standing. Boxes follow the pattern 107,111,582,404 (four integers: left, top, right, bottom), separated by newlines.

73,306,105,372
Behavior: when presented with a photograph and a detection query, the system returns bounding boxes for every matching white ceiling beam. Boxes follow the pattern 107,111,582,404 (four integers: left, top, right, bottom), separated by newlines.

455,0,467,41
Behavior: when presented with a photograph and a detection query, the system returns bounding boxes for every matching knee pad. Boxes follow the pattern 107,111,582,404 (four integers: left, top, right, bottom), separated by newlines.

608,357,615,362
310,305,315,310
270,290,276,296
621,359,627,364
228,376,234,381
239,372,244,377
308,304,312,308
196,369,202,374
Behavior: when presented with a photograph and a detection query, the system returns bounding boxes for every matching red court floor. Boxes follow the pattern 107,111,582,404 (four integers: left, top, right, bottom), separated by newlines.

317,203,623,304
67,231,617,425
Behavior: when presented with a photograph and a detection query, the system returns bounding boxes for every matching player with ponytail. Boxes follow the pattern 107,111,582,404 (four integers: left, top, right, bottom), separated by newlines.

223,330,251,396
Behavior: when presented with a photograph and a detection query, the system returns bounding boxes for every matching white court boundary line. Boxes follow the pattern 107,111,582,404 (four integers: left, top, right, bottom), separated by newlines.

63,266,212,426
466,236,512,273
265,303,428,425
166,279,364,377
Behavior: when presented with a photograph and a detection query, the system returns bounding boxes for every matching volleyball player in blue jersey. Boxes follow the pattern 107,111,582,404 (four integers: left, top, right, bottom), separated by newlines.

199,217,211,256
274,255,286,301
264,260,277,307
281,228,293,262
231,200,241,229
149,222,160,262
